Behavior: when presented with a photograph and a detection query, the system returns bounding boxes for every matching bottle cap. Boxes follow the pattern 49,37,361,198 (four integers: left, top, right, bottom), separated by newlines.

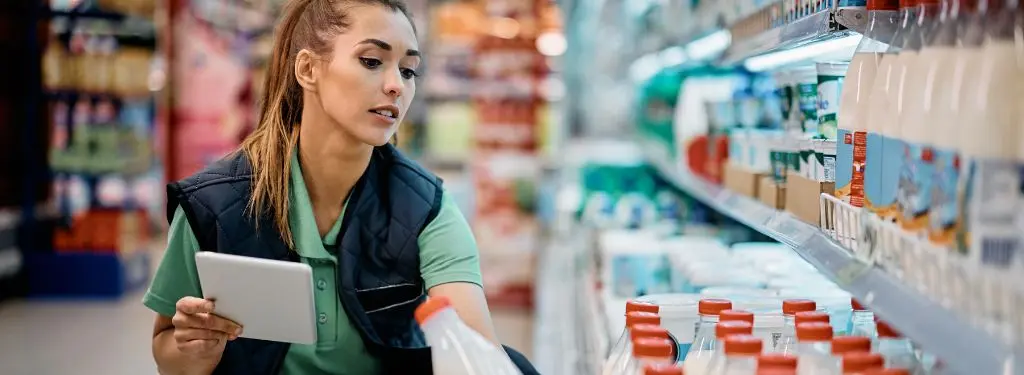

757,369,797,375
633,337,674,358
899,0,917,8
796,322,833,342
782,299,816,315
627,311,662,327
724,334,764,355
644,363,684,375
720,309,755,324
842,353,885,373
876,320,902,338
631,324,670,340
864,369,911,375
851,298,867,311
831,336,872,355
627,300,660,314
795,311,831,325
699,298,732,315
414,296,451,324
758,353,798,369
919,0,940,4
868,0,901,10
716,321,754,339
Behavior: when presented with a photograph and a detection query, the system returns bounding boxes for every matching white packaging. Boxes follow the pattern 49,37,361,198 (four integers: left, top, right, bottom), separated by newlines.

600,230,671,298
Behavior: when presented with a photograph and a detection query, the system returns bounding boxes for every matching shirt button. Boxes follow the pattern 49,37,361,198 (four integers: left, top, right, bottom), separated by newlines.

318,313,328,324
317,279,327,290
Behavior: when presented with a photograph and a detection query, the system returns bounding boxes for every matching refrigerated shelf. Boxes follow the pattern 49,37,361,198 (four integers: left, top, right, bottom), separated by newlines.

721,6,867,66
641,139,1022,375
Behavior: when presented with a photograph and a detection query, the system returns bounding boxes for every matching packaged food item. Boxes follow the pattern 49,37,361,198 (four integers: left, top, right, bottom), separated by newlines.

793,67,820,137
836,0,900,207
816,62,849,141
814,139,837,183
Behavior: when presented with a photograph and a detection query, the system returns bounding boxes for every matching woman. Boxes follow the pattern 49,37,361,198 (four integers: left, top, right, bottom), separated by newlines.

144,0,538,374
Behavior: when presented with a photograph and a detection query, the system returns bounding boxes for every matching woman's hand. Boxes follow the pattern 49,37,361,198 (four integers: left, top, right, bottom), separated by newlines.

171,297,243,358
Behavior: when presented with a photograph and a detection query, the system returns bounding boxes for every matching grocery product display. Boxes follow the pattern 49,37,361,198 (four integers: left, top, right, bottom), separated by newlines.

415,296,524,374
539,0,1024,374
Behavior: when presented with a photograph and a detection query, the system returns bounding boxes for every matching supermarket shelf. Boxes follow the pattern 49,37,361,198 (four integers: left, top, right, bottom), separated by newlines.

640,138,1022,375
721,7,864,65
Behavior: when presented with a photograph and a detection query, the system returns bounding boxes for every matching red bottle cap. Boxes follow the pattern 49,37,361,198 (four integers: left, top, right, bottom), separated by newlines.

868,0,901,10
716,321,754,339
758,353,798,369
699,298,732,315
795,311,831,325
644,363,684,375
627,300,660,314
724,334,764,355
633,337,675,358
864,369,911,375
720,309,755,324
899,0,917,8
876,320,902,338
631,324,670,340
832,336,872,355
627,311,662,327
851,298,867,311
842,353,885,373
757,369,797,375
782,299,816,315
414,296,451,324
796,322,834,342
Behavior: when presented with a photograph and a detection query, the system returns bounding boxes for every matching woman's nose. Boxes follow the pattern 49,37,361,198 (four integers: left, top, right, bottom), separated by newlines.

383,69,404,98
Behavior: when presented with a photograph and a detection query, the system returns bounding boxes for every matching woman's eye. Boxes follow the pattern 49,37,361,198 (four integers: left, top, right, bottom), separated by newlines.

400,68,419,80
359,57,382,69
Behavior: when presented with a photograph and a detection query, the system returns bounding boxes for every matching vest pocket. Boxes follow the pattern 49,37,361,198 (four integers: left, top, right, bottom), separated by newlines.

356,283,428,348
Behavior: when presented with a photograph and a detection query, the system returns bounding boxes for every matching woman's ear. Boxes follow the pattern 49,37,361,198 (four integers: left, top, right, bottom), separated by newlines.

294,49,318,92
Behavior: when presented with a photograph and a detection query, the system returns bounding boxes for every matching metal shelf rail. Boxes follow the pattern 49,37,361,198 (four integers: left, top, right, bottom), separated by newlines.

641,139,1022,375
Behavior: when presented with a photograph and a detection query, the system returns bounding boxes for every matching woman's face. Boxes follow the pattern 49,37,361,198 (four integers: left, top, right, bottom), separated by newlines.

314,5,419,146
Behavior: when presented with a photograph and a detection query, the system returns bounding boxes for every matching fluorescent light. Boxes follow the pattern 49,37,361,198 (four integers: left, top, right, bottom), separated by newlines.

744,34,863,72
685,30,732,61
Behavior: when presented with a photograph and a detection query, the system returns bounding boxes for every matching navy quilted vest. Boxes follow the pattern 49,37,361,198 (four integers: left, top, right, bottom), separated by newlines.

167,144,442,375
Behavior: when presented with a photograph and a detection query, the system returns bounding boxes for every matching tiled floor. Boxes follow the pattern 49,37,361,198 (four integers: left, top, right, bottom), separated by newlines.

0,250,533,375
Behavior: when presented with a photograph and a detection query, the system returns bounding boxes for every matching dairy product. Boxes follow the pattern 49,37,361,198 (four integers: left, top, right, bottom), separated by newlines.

923,0,983,247
866,0,918,221
776,299,817,353
959,4,1024,273
874,320,923,373
625,337,677,374
684,299,733,375
636,294,703,359
604,301,662,375
814,139,838,183
704,320,756,374
794,322,835,375
793,67,821,137
817,62,849,140
838,1,901,207
896,0,943,235
712,335,764,375
601,230,672,298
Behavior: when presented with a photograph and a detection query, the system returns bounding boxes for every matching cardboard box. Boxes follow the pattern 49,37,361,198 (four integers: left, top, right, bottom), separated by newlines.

723,162,765,198
758,177,785,210
786,173,835,226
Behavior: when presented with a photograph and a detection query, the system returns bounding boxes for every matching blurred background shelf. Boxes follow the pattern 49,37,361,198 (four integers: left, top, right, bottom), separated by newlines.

640,137,1022,375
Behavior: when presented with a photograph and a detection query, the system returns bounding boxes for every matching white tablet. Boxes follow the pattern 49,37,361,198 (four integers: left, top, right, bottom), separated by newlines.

195,251,317,345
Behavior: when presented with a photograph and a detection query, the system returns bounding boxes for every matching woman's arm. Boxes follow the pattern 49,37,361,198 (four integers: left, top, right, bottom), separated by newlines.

427,282,501,344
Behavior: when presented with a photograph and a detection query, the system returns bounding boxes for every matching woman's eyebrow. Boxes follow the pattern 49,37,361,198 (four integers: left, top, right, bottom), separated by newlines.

357,38,419,56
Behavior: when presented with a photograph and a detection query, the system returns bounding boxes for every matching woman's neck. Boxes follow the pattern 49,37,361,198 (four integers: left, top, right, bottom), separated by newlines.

296,110,373,211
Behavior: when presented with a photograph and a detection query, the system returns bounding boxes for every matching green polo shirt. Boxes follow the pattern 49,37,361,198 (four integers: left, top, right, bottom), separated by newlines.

143,152,482,374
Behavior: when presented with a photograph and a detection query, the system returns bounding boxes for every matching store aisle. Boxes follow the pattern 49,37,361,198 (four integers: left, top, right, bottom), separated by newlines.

0,249,533,375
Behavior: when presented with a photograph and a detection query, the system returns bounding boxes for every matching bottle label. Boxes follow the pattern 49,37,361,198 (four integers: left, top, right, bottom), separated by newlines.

814,140,837,182
873,134,904,222
836,129,865,205
864,132,884,213
816,74,844,140
928,147,960,247
960,157,1021,269
898,142,934,234
836,129,854,202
